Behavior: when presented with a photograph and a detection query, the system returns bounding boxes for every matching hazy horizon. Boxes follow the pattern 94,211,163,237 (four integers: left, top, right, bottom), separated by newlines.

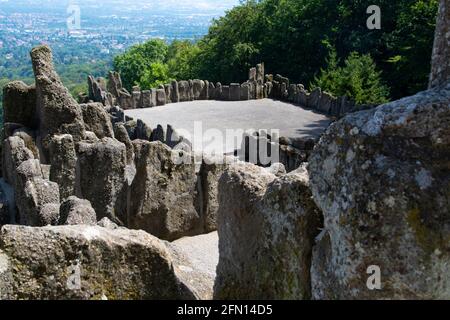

0,0,240,15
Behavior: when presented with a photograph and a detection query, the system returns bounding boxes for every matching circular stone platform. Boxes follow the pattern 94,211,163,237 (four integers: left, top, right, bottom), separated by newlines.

125,99,331,154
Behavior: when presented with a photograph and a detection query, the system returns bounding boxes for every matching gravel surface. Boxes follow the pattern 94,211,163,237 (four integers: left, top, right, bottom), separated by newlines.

125,99,331,154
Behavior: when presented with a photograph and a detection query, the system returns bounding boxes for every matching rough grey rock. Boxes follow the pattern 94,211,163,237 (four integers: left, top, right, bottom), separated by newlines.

117,91,134,110
77,138,127,223
221,86,230,101
59,196,97,226
49,134,77,200
41,164,51,180
229,83,241,101
317,91,336,114
12,128,39,160
30,45,86,152
129,141,200,241
132,91,141,109
203,80,210,100
106,105,125,124
215,83,222,99
266,162,287,177
113,123,134,165
178,81,190,102
249,67,257,81
2,136,34,187
136,119,152,141
87,76,107,105
107,71,124,98
169,231,219,300
2,81,37,129
171,81,180,103
240,83,250,100
164,84,172,104
197,155,236,233
84,131,99,142
151,124,166,143
156,89,166,106
308,88,322,109
80,103,114,139
256,63,265,83
192,80,205,100
214,162,322,299
430,0,450,89
15,159,60,226
140,90,153,108
0,224,210,300
308,83,450,299
124,120,137,140
255,82,264,99
97,217,119,230
38,203,60,226
166,124,185,149
189,80,196,101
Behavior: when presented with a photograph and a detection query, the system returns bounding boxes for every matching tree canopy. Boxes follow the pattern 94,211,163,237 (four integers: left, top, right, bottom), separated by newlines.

113,0,439,103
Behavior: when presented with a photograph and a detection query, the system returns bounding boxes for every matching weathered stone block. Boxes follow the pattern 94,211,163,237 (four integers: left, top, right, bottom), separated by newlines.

229,83,241,101
2,81,37,129
129,141,200,241
77,138,127,223
214,162,321,299
309,83,450,299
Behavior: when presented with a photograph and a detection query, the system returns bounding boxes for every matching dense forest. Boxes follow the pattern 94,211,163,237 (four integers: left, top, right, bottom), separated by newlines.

114,0,439,104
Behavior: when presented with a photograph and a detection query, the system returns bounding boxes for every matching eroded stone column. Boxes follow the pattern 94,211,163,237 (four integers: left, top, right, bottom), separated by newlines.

429,0,450,89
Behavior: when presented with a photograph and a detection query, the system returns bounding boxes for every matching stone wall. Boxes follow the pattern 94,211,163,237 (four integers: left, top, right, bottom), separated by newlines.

84,62,368,118
81,62,374,174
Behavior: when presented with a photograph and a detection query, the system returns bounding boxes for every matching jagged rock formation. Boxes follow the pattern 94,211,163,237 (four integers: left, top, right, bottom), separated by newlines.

0,223,213,299
49,134,77,200
77,138,127,223
2,81,37,129
31,45,86,156
1,2,448,299
197,155,236,233
308,82,450,299
59,196,97,226
80,103,114,139
214,162,322,299
129,141,200,241
0,45,208,242
306,0,450,299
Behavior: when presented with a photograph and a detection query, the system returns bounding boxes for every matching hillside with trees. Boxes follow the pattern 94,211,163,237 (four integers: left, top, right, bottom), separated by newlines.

114,0,438,104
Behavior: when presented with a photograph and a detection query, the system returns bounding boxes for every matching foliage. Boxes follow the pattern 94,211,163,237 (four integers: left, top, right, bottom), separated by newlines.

189,0,438,100
113,39,168,91
167,40,201,80
139,62,172,89
312,50,389,105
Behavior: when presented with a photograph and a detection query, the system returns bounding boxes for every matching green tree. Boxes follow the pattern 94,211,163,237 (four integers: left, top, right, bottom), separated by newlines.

192,0,438,100
312,50,389,105
139,62,171,89
167,40,201,80
113,39,168,90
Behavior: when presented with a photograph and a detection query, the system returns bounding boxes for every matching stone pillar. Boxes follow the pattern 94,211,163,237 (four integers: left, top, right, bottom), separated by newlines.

429,0,450,89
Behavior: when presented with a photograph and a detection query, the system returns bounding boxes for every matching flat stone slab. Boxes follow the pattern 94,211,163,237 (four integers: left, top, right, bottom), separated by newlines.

170,232,219,300
125,99,331,154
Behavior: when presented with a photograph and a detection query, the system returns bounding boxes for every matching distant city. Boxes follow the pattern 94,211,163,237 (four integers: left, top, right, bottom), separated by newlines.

0,0,238,81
